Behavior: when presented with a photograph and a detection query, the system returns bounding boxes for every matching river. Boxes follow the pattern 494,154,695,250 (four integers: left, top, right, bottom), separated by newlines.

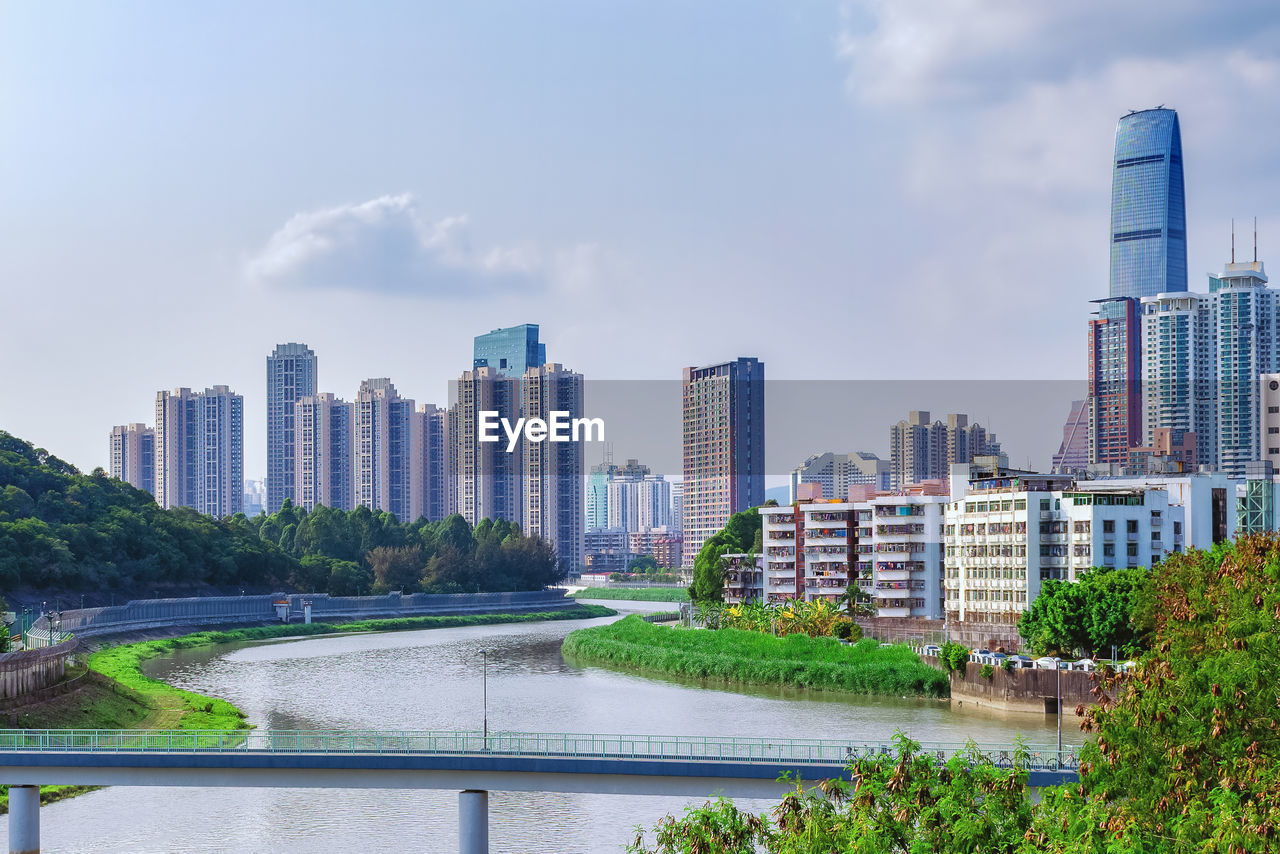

7,603,1085,853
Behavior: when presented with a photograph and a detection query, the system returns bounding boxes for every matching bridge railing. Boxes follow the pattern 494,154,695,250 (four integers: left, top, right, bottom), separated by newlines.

0,729,1081,770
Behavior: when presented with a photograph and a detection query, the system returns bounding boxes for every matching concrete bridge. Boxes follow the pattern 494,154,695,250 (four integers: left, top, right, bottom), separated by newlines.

0,729,1080,853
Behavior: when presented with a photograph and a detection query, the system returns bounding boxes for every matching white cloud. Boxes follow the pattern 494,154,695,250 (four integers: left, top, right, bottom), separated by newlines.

245,194,566,297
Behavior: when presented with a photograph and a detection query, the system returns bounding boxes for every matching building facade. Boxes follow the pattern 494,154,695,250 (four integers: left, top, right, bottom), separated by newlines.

888,412,1002,488
521,363,585,572
452,367,522,527
473,323,545,378
1050,400,1089,474
1109,108,1188,300
265,343,317,514
1138,292,1216,466
353,378,422,522
1088,297,1142,465
1213,260,1275,477
294,393,353,512
155,386,243,516
790,451,890,502
108,423,155,495
681,358,765,566
722,553,763,605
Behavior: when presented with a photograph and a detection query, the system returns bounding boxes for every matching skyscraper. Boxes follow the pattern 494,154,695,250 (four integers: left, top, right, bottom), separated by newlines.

681,357,765,566
155,386,243,516
790,451,890,501
1213,257,1274,477
266,343,317,514
353,378,422,521
108,423,155,495
521,363,585,571
1109,108,1188,299
1050,400,1089,474
1139,292,1216,466
452,367,522,526
888,412,1002,488
418,403,452,522
1088,297,1142,466
473,324,545,378
294,393,353,512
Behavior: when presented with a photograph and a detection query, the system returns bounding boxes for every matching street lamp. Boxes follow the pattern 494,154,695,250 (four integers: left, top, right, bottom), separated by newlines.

1056,660,1063,762
481,649,492,740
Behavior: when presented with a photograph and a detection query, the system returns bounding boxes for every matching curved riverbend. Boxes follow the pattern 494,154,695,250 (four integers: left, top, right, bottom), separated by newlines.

6,602,1085,853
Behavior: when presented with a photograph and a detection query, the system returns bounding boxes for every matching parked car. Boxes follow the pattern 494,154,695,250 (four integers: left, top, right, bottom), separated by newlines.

1007,654,1034,669
921,644,941,656
988,652,1008,663
1071,658,1096,671
1035,656,1063,670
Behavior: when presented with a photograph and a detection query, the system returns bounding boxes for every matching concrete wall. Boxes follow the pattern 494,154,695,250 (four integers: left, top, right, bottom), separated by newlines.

27,589,574,644
0,639,76,701
941,659,1098,714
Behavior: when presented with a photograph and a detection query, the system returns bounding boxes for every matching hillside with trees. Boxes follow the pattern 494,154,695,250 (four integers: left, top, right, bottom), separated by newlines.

0,430,562,601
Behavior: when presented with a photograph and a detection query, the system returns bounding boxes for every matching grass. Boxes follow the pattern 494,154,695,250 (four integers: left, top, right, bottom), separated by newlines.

570,587,689,602
562,615,950,698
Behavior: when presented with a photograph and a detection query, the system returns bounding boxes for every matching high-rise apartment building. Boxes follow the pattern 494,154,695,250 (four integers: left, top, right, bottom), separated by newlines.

154,386,243,517
1050,400,1089,474
108,423,155,495
294,393,353,512
452,367,522,526
521,363,585,571
418,403,452,522
1088,297,1142,465
1139,292,1216,467
473,324,545,378
601,461,670,533
888,412,1002,488
266,343,317,514
681,358,765,566
1261,374,1280,470
1212,259,1274,477
790,451,890,501
353,378,422,522
1109,108,1188,300
670,480,684,535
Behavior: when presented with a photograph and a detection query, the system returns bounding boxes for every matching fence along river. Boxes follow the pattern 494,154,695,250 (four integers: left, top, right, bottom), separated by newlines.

2,603,1084,853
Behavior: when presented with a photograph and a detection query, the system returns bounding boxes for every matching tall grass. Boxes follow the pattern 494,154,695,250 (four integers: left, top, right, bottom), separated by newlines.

562,615,949,698
570,588,689,602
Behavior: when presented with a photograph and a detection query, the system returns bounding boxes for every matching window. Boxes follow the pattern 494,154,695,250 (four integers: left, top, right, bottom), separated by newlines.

1127,543,1138,557
1126,519,1138,533
1040,499,1050,511
1103,543,1114,557
1103,519,1115,533
1269,406,1279,414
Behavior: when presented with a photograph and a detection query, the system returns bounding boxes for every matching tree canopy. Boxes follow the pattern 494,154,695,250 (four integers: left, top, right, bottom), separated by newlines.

688,505,765,603
0,430,563,599
1017,566,1149,657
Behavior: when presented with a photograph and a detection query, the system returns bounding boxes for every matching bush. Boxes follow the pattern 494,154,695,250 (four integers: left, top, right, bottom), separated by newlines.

939,641,970,672
833,619,859,641
1001,657,1014,672
980,663,995,680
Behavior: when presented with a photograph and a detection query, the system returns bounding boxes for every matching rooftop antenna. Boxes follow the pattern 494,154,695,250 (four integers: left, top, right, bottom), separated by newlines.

1255,216,1258,263
1232,218,1236,264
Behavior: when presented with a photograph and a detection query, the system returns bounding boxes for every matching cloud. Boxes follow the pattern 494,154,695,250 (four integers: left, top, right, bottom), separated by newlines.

246,194,556,297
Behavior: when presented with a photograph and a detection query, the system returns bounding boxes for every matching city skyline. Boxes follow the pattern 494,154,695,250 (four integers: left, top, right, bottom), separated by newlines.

5,2,1280,477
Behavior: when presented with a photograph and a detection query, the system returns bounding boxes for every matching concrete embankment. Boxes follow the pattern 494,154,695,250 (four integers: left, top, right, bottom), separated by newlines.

924,656,1100,714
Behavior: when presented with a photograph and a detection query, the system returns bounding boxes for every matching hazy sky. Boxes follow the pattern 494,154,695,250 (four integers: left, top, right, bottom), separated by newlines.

3,1,1279,479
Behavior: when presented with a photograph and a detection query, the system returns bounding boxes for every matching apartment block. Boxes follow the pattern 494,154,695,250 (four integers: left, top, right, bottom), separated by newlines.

681,358,765,566
866,494,947,619
944,474,1177,649
155,386,243,517
353,378,422,522
294,393,353,512
521,363,585,572
451,367,522,527
722,553,763,605
888,412,1002,488
583,527,630,574
790,451,890,501
108,423,155,495
265,343,317,514
1088,297,1142,466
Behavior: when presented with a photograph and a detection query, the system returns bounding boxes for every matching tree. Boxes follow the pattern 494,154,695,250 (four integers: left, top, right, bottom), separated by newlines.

1018,567,1149,657
368,546,424,593
689,507,764,603
626,555,659,574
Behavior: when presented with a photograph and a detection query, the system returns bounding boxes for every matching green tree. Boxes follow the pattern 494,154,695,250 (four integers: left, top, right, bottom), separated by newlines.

626,555,659,574
689,507,764,603
1018,567,1149,657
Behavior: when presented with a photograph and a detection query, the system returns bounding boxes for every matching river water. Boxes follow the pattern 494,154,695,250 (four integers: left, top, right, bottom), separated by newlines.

8,603,1084,853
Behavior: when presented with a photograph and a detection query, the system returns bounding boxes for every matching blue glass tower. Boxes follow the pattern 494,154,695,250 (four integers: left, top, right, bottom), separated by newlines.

1109,108,1187,298
473,323,546,378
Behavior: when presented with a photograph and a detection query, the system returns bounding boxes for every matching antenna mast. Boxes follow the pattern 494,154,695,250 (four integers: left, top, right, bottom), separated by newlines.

1232,218,1236,264
1255,216,1259,263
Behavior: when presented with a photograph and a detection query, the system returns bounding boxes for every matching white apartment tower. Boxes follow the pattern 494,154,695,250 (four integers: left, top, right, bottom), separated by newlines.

353,378,422,522
155,386,243,517
521,363,585,572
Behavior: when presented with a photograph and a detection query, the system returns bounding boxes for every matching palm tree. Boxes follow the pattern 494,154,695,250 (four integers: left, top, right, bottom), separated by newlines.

837,586,875,618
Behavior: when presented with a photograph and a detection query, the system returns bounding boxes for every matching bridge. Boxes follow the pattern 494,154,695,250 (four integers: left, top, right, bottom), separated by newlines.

0,729,1080,854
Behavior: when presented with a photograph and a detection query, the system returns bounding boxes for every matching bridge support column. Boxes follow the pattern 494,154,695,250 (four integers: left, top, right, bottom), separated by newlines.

458,789,488,854
9,785,39,854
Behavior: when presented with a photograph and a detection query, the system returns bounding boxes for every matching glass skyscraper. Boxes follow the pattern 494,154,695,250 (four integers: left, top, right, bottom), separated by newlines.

473,323,546,378
1109,108,1187,299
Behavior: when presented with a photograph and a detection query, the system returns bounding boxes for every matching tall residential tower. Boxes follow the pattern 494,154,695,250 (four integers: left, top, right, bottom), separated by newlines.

266,343,317,514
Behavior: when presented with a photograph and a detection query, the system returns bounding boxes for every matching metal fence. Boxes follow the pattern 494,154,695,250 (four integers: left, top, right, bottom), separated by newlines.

0,728,1081,771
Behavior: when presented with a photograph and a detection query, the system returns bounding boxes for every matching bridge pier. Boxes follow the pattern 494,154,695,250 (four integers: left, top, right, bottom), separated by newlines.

8,785,39,854
458,789,488,854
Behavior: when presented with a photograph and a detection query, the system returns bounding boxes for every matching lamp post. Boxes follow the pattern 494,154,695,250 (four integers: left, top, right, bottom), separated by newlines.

1056,661,1063,762
481,649,491,741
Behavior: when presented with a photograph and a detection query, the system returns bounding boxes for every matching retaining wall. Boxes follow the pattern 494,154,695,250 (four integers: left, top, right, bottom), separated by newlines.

0,639,78,701
27,589,574,645
934,657,1099,714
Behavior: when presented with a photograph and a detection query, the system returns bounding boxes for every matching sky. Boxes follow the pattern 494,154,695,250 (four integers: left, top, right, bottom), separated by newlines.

3,1,1280,480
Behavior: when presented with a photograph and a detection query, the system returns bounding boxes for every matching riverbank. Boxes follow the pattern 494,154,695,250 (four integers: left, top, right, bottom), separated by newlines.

562,615,949,698
0,605,616,813
569,587,688,602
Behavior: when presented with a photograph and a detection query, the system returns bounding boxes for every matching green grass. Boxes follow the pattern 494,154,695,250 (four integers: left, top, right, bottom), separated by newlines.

570,587,689,602
562,615,950,698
